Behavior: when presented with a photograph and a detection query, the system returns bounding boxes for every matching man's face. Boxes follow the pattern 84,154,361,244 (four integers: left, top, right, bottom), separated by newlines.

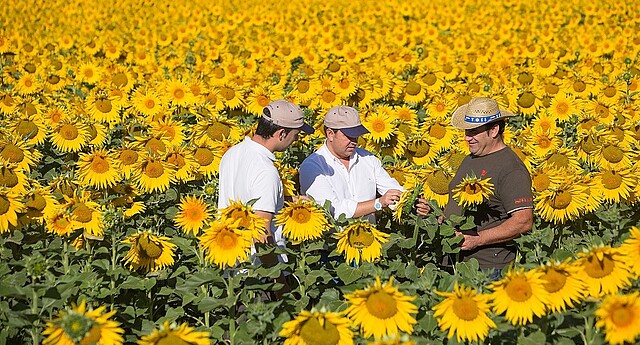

326,128,358,160
464,124,498,156
275,128,300,152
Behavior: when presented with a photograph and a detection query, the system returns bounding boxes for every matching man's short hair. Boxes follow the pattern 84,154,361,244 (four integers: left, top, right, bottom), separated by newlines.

255,109,293,138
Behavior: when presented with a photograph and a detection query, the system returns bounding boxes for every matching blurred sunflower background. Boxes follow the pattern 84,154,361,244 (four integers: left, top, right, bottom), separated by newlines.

1,0,640,344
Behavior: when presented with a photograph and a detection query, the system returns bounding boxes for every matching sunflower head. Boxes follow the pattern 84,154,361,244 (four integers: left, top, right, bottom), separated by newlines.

451,174,494,208
274,198,329,243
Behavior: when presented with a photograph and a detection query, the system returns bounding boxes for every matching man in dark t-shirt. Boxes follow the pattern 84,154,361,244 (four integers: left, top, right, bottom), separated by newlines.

444,97,534,272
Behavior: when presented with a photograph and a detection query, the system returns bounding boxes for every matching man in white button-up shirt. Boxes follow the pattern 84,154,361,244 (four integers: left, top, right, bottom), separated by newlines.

300,106,416,223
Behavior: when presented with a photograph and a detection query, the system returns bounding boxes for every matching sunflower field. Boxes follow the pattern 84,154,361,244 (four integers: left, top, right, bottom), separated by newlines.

1,0,640,344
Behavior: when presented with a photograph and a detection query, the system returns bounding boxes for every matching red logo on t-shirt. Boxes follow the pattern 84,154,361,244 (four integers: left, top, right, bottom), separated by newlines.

481,169,487,177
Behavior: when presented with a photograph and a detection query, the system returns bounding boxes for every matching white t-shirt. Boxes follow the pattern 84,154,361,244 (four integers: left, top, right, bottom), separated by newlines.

299,143,403,223
218,137,286,259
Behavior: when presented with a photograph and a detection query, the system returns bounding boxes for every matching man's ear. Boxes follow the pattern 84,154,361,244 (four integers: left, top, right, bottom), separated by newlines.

489,124,500,138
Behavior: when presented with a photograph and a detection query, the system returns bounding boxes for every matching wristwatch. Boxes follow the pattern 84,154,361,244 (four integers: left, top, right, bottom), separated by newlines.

374,198,383,211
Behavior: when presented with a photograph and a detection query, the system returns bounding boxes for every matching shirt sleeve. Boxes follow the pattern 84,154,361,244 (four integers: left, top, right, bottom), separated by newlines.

249,168,281,214
373,157,403,195
498,168,534,213
299,158,358,219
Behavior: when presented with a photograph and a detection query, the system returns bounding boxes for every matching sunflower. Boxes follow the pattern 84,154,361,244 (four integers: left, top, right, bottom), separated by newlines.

573,245,632,298
217,200,267,242
86,91,121,125
164,145,197,183
289,78,321,104
193,116,242,146
451,174,494,208
0,162,28,195
192,142,229,179
116,143,141,180
335,221,389,265
0,188,25,234
421,167,453,208
134,132,171,156
174,195,212,236
548,92,578,122
14,73,40,95
12,114,48,145
405,136,438,166
402,79,427,104
164,79,197,108
527,129,562,159
432,282,496,343
489,268,550,326
76,62,102,84
42,105,69,128
424,120,457,152
0,135,41,173
42,299,124,345
594,167,635,203
534,183,588,224
275,199,329,243
245,86,274,116
425,96,453,121
598,140,633,170
50,119,90,153
536,260,585,313
45,208,76,237
279,308,354,345
344,276,417,339
150,118,187,148
132,89,164,118
363,112,395,143
620,227,640,278
63,196,104,237
76,149,122,189
137,320,210,345
22,184,58,224
122,232,176,272
132,154,176,194
595,292,640,345
198,218,252,268
219,84,244,110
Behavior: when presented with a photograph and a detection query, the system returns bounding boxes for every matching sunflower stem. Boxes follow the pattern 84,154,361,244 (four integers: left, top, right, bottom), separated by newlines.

201,285,210,328
411,215,421,263
583,315,594,345
30,288,39,345
62,239,70,275
110,227,118,308
227,273,237,345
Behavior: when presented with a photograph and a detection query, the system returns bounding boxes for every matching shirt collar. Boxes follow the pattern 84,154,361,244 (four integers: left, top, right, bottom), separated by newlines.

245,136,276,161
320,141,360,165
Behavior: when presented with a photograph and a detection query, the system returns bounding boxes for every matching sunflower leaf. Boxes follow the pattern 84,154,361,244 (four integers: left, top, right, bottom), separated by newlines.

336,264,362,285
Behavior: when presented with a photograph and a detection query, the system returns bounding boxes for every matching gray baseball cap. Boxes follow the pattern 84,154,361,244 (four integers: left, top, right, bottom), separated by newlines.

263,100,314,134
324,106,369,138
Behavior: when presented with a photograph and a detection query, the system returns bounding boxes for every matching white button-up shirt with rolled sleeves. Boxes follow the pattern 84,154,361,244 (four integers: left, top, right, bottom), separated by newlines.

299,143,403,223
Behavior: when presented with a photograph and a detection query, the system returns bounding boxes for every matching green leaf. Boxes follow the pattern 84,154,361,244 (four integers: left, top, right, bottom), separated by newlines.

439,224,455,236
165,188,178,201
417,311,438,334
198,296,235,313
519,330,546,345
336,264,362,285
165,206,178,219
553,337,576,345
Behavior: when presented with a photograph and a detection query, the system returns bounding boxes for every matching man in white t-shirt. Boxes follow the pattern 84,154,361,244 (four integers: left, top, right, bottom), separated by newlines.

299,106,430,223
218,99,314,262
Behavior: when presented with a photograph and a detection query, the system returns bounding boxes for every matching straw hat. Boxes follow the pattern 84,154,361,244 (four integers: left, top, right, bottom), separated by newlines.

450,97,515,130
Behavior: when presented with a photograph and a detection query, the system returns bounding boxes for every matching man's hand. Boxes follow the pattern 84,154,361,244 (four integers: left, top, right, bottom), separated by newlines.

415,197,431,216
455,230,481,251
284,195,311,203
380,189,402,207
